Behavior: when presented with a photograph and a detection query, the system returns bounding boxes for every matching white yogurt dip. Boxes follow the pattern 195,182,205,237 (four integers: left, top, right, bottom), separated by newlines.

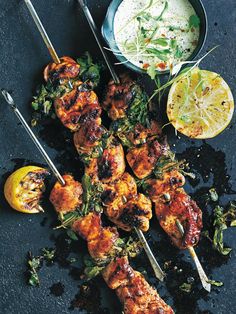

114,0,200,73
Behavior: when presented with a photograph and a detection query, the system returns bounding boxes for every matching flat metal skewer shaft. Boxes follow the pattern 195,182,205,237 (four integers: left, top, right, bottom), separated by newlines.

1,90,65,186
24,0,60,64
78,0,120,84
135,227,165,281
176,219,211,292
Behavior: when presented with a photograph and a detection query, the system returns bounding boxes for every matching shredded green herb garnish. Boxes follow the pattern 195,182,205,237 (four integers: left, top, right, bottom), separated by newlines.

77,52,103,88
179,282,192,293
27,252,41,286
203,202,236,255
81,174,104,216
79,133,112,165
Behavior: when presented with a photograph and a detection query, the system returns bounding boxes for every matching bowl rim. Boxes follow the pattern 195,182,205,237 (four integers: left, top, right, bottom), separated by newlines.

101,0,208,75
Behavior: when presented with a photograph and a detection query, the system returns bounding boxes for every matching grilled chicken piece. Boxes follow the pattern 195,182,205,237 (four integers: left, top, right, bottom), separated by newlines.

126,139,168,179
146,170,186,203
116,271,174,314
155,189,202,249
54,85,102,131
101,172,137,210
102,74,135,120
74,121,106,155
49,174,83,214
126,120,162,146
44,56,80,83
88,226,120,263
107,193,152,232
72,212,102,242
102,256,134,290
85,138,125,183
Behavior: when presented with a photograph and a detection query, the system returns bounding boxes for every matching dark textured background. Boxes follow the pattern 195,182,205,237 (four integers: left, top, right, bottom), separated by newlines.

0,1,236,313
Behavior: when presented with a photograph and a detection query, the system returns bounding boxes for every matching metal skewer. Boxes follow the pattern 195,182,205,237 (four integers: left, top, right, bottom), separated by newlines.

24,0,60,64
176,219,211,292
1,90,65,186
77,0,165,282
78,0,120,84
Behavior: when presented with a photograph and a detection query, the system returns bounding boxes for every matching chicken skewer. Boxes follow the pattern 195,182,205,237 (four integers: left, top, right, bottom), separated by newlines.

2,90,173,314
23,0,165,282
77,0,166,281
102,77,211,292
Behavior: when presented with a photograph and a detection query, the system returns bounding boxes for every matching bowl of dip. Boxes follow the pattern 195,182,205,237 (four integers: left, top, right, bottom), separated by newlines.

102,0,208,74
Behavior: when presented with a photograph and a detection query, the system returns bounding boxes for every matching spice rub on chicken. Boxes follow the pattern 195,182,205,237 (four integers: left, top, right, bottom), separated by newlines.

85,137,126,183
49,174,83,214
146,170,202,249
126,138,169,179
44,56,80,83
54,85,102,131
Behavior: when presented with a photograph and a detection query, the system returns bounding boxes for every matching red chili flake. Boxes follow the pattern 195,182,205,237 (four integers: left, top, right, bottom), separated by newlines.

143,63,150,69
156,62,166,70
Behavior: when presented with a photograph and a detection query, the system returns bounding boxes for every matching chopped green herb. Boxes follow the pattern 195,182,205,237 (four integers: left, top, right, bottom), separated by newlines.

208,202,236,255
209,188,218,202
67,229,79,241
207,279,224,287
41,248,55,261
81,174,104,216
27,252,42,286
175,46,183,59
189,14,200,29
77,52,103,88
179,282,192,293
146,48,170,61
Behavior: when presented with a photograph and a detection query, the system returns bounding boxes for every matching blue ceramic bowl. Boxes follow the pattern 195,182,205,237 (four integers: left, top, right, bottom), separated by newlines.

102,0,208,74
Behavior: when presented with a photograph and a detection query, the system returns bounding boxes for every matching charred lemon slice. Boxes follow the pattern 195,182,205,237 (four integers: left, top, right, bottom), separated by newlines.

4,166,49,214
167,67,234,139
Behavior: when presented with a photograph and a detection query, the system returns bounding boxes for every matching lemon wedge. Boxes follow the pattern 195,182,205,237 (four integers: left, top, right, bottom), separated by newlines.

167,67,234,139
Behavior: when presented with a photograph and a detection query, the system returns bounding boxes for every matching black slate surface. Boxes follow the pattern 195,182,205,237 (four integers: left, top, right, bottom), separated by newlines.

0,1,236,314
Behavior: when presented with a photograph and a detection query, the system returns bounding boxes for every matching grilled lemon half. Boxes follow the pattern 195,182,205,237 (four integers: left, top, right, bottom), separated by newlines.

4,166,49,214
167,67,234,139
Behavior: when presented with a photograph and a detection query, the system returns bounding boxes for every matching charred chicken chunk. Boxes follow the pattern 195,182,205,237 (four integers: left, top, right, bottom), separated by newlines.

101,172,137,210
87,226,120,263
155,189,202,249
49,174,83,214
102,74,135,120
116,271,174,314
126,139,168,179
85,138,125,183
54,86,102,131
126,120,162,146
72,212,102,242
74,121,106,155
107,193,152,232
102,256,134,290
146,170,186,203
44,56,80,83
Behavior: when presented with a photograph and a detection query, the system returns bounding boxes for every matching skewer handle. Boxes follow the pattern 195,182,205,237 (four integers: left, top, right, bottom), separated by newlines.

24,0,61,64
135,227,165,281
176,220,211,292
78,0,120,84
1,90,65,186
